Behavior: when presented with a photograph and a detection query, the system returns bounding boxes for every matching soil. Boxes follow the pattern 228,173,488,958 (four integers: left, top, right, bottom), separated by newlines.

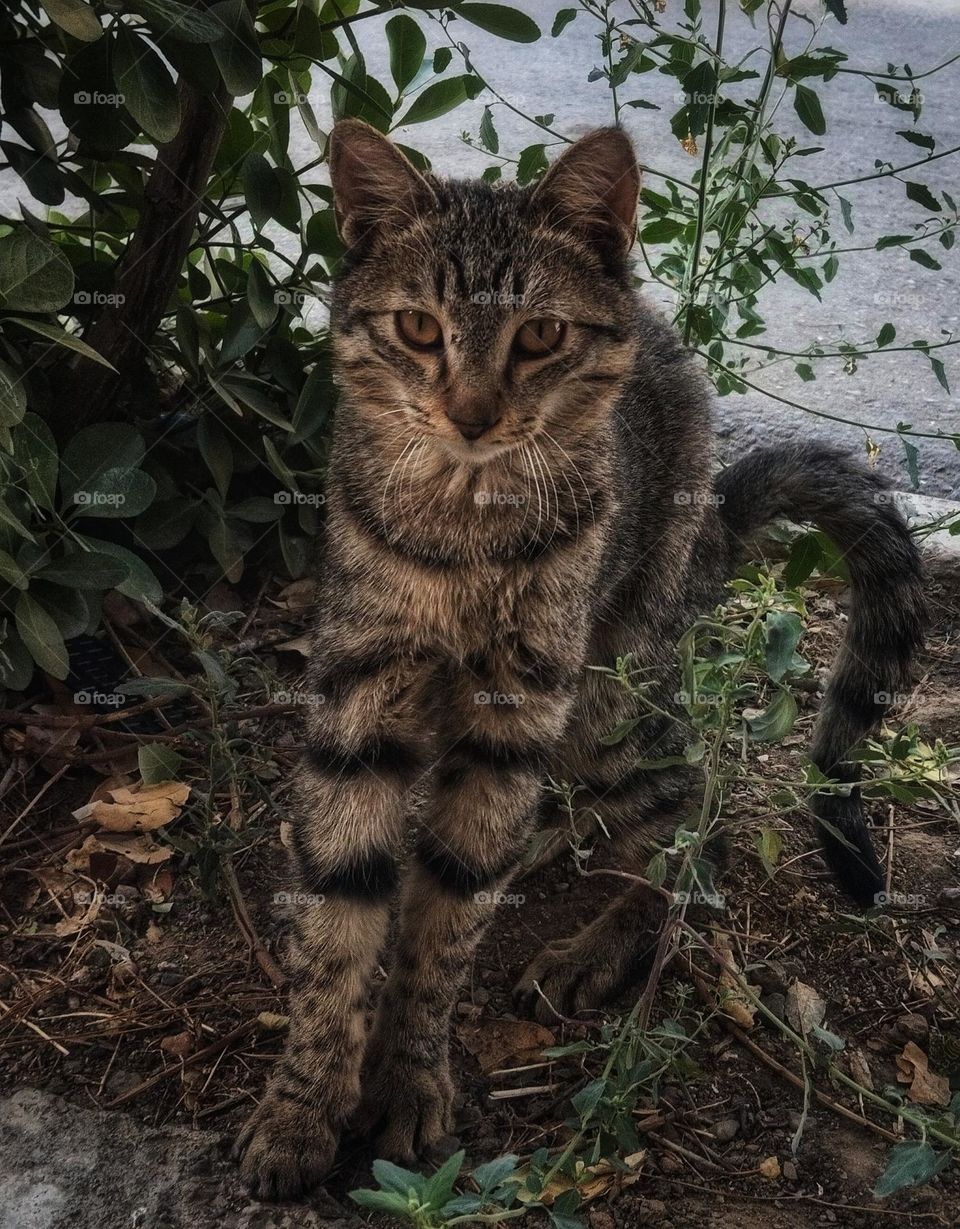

0,565,958,1229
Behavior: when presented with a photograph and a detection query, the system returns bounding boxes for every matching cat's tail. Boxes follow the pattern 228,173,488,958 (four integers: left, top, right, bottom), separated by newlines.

714,442,926,907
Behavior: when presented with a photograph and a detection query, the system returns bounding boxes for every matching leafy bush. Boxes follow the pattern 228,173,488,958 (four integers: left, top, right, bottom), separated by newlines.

0,0,957,692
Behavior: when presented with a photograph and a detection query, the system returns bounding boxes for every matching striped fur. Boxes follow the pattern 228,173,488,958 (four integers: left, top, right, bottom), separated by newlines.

235,123,925,1197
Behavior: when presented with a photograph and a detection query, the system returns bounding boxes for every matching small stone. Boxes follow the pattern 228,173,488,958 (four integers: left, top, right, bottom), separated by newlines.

659,1153,682,1173
938,886,960,904
713,1117,740,1143
890,1012,929,1045
762,993,786,1024
783,1161,798,1182
588,1210,615,1229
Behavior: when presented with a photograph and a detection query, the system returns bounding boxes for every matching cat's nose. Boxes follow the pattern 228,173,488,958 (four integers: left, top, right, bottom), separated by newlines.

445,398,501,440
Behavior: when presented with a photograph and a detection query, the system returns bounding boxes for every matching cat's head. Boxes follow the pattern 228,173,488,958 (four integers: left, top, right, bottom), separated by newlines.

328,120,640,465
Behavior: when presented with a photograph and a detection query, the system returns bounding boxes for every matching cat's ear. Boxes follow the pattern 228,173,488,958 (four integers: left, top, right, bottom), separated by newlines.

329,119,435,246
532,128,639,255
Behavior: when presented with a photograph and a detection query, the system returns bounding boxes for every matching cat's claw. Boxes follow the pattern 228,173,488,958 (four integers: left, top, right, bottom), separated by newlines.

355,1052,454,1163
234,1092,339,1200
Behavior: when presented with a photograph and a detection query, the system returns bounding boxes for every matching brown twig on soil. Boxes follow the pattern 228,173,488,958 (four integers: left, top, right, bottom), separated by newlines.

687,963,900,1144
221,861,286,989
103,1018,258,1109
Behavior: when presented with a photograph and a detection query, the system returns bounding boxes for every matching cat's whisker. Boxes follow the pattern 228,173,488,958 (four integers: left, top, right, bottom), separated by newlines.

541,429,595,534
532,439,561,554
381,438,417,532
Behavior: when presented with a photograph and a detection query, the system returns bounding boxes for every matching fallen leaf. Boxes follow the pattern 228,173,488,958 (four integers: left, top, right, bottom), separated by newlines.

895,1041,950,1107
275,636,312,657
160,1031,194,1059
457,1018,555,1074
515,1151,645,1206
68,833,173,871
785,980,826,1038
257,1011,290,1031
73,781,190,833
713,932,759,1029
848,1046,874,1091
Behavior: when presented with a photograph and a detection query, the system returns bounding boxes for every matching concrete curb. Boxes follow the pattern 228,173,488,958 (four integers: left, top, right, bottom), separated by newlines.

894,491,960,565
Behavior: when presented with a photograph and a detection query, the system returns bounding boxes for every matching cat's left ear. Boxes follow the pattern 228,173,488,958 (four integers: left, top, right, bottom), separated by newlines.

532,128,640,255
328,119,435,247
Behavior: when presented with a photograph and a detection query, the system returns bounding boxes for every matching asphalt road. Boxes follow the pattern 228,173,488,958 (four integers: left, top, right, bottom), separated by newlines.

2,0,957,495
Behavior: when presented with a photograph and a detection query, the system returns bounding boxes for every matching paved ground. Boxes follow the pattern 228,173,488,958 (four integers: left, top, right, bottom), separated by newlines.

1,0,956,494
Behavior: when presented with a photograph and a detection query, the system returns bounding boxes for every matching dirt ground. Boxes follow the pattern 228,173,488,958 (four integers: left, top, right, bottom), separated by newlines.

0,562,958,1229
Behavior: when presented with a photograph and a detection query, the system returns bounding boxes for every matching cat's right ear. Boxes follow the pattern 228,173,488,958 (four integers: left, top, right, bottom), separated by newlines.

328,119,435,247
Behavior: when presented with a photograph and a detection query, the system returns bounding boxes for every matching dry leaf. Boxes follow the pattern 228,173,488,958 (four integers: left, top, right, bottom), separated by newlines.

275,579,316,611
456,1018,555,1074
257,1012,290,1031
713,932,758,1029
279,821,294,849
759,1156,781,1180
68,833,172,871
160,1031,194,1059
515,1152,645,1207
895,1041,950,1107
785,980,826,1037
275,636,312,657
848,1046,874,1091
73,781,190,833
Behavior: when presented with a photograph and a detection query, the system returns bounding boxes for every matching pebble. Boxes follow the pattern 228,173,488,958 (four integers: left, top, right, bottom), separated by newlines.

783,1160,798,1181
713,1117,740,1142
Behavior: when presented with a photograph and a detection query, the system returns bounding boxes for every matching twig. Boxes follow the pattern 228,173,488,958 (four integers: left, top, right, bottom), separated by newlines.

221,861,286,989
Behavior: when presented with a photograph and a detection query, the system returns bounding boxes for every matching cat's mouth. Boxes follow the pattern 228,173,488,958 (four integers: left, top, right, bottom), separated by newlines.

437,432,518,467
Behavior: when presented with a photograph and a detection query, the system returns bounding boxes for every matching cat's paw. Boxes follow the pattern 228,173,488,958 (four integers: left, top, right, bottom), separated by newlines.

513,936,635,1024
234,1090,339,1200
355,1049,455,1163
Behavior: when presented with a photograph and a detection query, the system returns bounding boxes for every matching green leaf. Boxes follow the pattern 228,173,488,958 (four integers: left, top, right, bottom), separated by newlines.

551,8,577,36
479,105,499,154
113,25,182,144
452,3,541,42
0,549,29,590
209,0,263,96
909,248,941,270
754,826,783,878
640,217,686,244
873,1141,949,1199
897,129,935,151
905,181,940,212
0,625,34,690
197,416,234,499
61,423,145,504
40,0,102,41
571,1077,606,1119
876,323,896,348
747,689,798,742
36,551,129,589
386,14,426,92
138,743,183,785
823,0,847,22
348,1189,412,1215
900,436,920,489
73,468,157,518
764,612,806,682
929,356,949,393
77,536,163,604
242,153,281,230
370,1157,426,1196
16,591,68,679
246,260,278,330
0,359,27,428
6,317,115,370
783,532,822,587
397,75,482,125
424,1150,465,1209
793,83,825,135
0,227,74,312
516,142,547,184
131,0,227,43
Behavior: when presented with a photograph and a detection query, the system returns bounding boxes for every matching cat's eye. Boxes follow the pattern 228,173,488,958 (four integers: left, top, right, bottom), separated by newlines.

513,318,565,359
396,309,443,350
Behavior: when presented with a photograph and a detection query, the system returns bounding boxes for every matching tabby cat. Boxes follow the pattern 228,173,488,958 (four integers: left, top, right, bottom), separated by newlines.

235,120,925,1197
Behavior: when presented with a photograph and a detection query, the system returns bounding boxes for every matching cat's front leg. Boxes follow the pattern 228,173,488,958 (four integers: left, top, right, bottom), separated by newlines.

235,643,431,1198
354,643,579,1162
